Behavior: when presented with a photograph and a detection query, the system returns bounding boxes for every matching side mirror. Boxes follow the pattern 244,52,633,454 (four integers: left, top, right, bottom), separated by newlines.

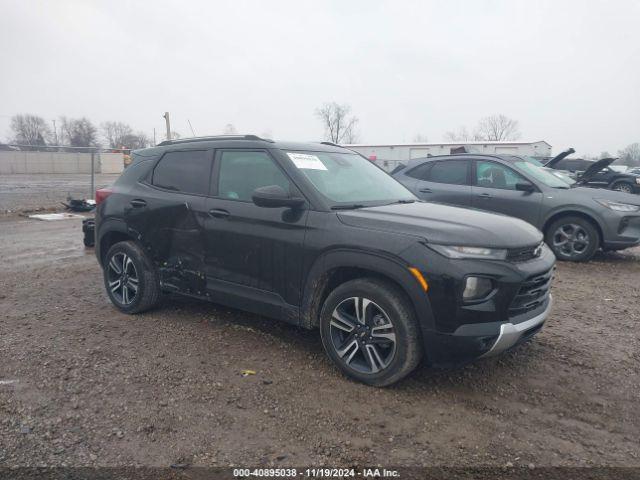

515,182,536,193
252,185,305,208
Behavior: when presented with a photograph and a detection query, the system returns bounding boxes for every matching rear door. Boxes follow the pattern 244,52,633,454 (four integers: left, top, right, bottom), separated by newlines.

472,159,543,226
411,159,472,206
125,149,213,293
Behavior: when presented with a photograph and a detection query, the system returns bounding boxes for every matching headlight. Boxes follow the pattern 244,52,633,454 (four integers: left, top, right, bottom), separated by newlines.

635,178,640,185
463,276,494,301
594,199,640,212
429,244,508,260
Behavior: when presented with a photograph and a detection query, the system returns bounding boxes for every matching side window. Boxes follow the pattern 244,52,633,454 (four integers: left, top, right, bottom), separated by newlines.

405,163,432,180
476,161,527,190
426,160,469,185
152,150,211,195
218,151,291,202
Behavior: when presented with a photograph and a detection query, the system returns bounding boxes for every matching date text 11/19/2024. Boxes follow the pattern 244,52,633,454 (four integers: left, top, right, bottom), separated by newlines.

232,467,400,477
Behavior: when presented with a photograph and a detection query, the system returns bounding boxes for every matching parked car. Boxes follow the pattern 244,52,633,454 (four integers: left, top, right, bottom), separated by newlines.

94,136,555,386
544,148,640,194
628,167,640,176
393,153,640,262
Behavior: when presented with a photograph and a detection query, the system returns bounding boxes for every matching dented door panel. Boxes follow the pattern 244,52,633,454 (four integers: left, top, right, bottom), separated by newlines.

124,184,209,295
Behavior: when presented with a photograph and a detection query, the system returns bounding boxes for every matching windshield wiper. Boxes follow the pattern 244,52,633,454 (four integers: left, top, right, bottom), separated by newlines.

331,204,366,210
386,199,417,205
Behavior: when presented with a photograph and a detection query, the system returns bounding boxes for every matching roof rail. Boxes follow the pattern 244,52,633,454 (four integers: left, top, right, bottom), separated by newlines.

320,141,341,147
157,134,274,146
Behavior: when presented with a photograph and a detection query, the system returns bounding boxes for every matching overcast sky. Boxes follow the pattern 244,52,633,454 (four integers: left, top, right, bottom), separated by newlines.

1,0,638,155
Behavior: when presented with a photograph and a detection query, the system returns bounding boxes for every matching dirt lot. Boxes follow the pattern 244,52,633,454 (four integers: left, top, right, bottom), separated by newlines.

0,215,638,469
0,174,119,213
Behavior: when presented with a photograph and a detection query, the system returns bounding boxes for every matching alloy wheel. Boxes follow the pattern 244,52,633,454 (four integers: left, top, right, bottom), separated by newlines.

107,252,139,305
613,183,632,194
552,223,590,258
329,297,397,374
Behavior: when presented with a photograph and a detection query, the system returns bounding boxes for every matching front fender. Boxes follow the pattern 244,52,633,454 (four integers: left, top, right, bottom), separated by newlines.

299,248,436,337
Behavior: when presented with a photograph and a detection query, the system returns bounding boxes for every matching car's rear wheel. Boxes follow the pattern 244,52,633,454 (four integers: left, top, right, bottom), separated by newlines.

319,278,422,387
611,181,633,194
545,216,599,262
103,240,160,313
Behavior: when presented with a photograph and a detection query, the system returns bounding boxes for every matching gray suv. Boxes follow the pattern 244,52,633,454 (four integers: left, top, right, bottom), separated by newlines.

393,154,640,261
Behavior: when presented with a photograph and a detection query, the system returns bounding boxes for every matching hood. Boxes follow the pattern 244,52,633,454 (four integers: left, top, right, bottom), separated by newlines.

337,202,542,249
576,158,615,183
544,147,575,168
568,185,640,204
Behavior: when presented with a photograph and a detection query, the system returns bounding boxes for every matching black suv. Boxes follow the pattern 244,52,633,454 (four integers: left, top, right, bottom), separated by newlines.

545,148,640,194
94,135,555,386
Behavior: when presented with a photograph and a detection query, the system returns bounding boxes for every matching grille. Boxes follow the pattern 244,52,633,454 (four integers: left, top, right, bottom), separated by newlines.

507,242,544,263
509,268,554,315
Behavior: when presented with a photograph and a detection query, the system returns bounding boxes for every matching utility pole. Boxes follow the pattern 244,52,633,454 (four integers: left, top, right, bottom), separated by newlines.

163,112,171,141
153,128,156,146
52,119,58,145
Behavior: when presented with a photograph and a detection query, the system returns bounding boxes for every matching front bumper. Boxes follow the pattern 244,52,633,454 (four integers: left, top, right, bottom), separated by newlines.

479,295,552,358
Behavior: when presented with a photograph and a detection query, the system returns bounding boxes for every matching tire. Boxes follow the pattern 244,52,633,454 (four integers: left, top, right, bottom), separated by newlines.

319,278,422,387
611,181,633,194
545,216,599,262
103,240,160,314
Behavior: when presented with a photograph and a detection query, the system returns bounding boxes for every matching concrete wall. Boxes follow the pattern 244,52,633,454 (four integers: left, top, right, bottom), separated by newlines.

0,151,124,174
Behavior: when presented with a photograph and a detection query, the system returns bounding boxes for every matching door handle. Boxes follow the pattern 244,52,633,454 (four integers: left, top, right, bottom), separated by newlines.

208,208,230,218
478,193,492,199
130,199,147,208
419,188,432,193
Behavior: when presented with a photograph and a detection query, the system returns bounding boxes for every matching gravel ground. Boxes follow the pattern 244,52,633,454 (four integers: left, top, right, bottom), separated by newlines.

0,174,119,213
0,216,638,469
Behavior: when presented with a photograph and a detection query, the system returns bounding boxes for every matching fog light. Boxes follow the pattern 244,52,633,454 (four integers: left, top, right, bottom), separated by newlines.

463,276,493,301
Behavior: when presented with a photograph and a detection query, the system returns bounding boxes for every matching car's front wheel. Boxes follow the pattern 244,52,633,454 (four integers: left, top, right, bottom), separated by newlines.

319,278,422,387
545,216,599,262
611,181,634,194
103,240,161,314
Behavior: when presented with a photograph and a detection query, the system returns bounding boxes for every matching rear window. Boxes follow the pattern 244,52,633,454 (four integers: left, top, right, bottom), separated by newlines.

427,160,469,185
405,163,432,180
152,150,211,195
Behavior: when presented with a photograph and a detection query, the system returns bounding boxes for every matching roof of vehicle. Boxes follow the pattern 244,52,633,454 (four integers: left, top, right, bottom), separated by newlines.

133,135,350,156
405,153,521,168
344,140,551,147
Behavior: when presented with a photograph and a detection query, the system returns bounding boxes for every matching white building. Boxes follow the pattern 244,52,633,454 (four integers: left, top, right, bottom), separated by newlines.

344,140,552,171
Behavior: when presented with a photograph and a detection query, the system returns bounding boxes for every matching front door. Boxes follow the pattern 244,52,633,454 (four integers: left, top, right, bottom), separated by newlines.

471,160,543,227
204,149,308,318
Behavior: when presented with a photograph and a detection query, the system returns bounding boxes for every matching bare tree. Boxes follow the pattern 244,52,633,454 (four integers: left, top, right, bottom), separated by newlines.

443,126,475,142
618,143,640,166
474,114,520,141
10,114,51,145
101,121,133,148
224,124,237,135
315,102,359,144
412,133,429,143
119,132,150,150
59,117,99,148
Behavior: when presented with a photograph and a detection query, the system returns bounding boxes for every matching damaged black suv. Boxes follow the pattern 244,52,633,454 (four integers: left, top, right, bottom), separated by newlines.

95,136,555,386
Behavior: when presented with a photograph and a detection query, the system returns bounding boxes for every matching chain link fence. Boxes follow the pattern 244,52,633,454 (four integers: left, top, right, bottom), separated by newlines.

0,145,127,213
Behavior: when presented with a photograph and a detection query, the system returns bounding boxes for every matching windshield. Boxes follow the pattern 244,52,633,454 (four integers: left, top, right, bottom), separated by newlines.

286,151,415,205
515,160,574,188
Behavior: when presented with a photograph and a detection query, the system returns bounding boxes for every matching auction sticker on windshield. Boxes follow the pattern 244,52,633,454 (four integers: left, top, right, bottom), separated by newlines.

287,153,327,170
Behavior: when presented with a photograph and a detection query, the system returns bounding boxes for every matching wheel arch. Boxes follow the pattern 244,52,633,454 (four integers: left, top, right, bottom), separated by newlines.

542,210,603,245
608,177,634,188
97,220,138,267
300,249,435,335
